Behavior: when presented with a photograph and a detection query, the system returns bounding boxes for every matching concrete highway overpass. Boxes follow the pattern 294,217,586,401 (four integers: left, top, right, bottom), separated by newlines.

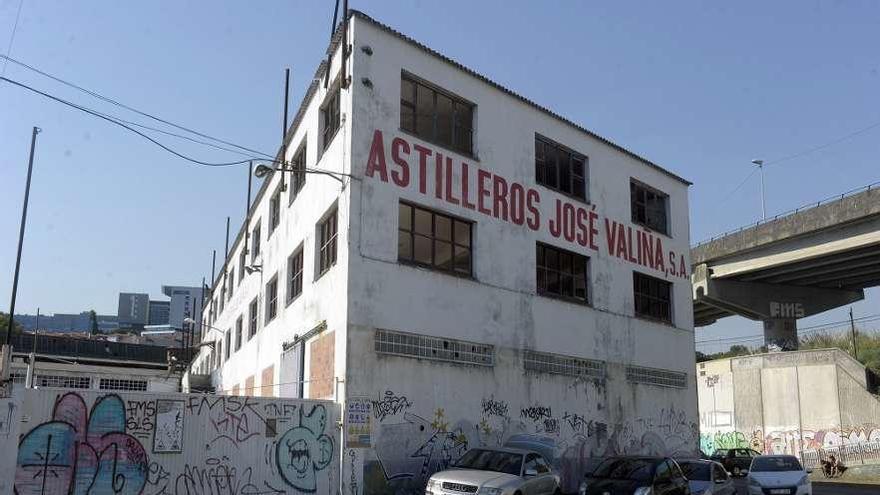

692,183,880,348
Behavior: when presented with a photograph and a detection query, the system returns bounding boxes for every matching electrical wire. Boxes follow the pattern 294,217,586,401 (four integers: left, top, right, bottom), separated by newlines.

763,120,880,167
1,76,254,167
0,54,274,159
695,314,880,347
0,0,24,78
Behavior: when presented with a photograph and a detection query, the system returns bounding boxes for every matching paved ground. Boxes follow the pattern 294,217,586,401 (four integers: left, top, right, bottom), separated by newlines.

732,478,879,494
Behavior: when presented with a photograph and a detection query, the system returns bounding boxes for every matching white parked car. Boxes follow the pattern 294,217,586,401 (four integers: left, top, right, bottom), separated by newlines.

426,447,561,495
677,459,736,495
746,455,812,495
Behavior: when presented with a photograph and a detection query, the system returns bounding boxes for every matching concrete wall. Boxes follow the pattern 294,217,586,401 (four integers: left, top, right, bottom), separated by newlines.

0,388,339,495
697,349,880,457
345,16,697,495
9,360,179,393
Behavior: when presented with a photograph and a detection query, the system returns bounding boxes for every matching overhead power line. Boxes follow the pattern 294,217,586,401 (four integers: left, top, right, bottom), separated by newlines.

0,0,24,78
0,54,275,159
695,313,880,346
1,76,254,167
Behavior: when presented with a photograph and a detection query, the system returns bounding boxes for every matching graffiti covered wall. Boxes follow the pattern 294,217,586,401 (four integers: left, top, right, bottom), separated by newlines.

2,388,338,495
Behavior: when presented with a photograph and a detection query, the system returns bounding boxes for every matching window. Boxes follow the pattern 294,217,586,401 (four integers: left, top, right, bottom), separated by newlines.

398,202,472,276
235,316,243,351
535,135,587,200
227,270,234,300
523,350,605,379
36,375,90,389
251,221,261,262
713,464,728,481
318,208,338,276
239,250,246,283
217,339,223,365
99,378,147,391
225,331,231,360
219,287,225,313
288,142,307,205
631,180,669,235
536,243,588,302
633,272,672,323
287,245,304,304
248,297,258,338
321,88,340,150
374,329,494,366
626,365,686,388
400,73,474,155
266,274,279,323
269,184,282,236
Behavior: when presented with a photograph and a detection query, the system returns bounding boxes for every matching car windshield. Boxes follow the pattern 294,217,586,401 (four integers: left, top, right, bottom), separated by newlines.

713,449,728,457
751,456,803,472
453,449,523,476
678,461,711,481
590,458,654,482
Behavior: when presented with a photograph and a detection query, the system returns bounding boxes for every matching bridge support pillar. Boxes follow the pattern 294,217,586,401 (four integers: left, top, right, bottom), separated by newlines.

763,318,798,351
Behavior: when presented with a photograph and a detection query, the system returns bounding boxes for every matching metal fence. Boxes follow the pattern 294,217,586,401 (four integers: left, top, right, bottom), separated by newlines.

802,441,880,469
3,333,169,363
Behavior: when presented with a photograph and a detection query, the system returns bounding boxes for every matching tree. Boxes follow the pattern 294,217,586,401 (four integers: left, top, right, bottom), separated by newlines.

0,312,23,339
89,310,99,335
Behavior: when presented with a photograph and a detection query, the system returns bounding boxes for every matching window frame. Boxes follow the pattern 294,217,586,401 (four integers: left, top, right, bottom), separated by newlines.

317,207,338,278
251,220,262,262
248,297,258,339
224,330,231,360
535,134,589,202
238,250,246,284
235,315,243,351
535,242,590,304
321,86,341,151
397,201,474,278
269,183,282,237
265,273,279,324
630,179,670,236
400,71,476,158
288,140,307,205
286,244,304,305
633,271,673,324
227,269,234,300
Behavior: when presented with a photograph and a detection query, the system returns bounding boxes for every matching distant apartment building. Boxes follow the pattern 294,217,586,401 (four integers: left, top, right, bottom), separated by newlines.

162,285,203,331
15,311,118,333
148,300,170,325
117,292,150,329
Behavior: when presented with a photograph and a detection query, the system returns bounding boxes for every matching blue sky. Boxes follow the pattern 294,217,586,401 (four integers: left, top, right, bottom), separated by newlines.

1,1,878,349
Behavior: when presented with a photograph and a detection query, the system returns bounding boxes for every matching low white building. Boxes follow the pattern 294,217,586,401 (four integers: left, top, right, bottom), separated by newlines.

190,11,697,494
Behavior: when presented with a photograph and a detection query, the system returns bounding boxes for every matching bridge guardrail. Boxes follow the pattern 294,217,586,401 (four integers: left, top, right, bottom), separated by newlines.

693,181,880,248
802,440,880,469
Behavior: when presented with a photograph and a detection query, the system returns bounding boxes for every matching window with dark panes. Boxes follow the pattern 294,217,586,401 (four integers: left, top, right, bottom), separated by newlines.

251,221,261,262
535,135,587,200
287,245,303,304
228,269,234,299
219,287,225,313
235,316,243,351
265,274,278,324
288,142,307,205
217,340,223,366
400,74,474,155
318,208,338,276
398,202,472,276
269,185,281,236
633,272,672,323
321,89,340,150
248,297,258,338
239,250,246,283
536,243,588,302
224,331,231,360
630,180,669,235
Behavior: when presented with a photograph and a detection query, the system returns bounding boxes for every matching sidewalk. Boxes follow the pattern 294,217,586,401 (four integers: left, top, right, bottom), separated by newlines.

809,463,880,485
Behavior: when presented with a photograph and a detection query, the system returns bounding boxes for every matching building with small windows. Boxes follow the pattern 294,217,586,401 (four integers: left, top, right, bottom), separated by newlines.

188,11,697,494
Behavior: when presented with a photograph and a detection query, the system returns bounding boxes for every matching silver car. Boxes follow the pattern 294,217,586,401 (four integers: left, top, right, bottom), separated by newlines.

677,459,736,495
426,447,561,495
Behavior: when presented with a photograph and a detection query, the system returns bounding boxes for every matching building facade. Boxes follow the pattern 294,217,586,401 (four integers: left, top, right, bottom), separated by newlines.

148,300,170,325
161,285,203,330
191,11,697,494
117,292,150,328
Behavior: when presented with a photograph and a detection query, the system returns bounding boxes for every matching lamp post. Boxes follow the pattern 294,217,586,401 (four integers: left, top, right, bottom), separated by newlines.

252,162,355,183
751,159,766,221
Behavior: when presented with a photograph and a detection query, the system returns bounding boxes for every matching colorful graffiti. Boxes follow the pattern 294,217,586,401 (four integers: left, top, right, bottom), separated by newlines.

700,426,880,456
8,391,338,495
276,404,335,493
15,392,149,495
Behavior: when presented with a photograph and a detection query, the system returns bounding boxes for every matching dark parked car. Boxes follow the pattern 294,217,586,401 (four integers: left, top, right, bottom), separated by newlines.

709,448,761,476
579,456,690,495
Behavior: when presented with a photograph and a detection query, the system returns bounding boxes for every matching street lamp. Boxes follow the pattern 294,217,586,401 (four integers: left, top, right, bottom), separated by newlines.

252,162,355,183
751,159,766,221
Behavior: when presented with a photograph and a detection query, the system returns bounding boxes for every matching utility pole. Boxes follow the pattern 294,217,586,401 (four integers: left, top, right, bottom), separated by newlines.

6,126,40,344
26,307,39,388
850,307,859,361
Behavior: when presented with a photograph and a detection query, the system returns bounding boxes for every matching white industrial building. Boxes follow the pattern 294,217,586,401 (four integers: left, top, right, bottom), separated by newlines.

189,11,697,494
